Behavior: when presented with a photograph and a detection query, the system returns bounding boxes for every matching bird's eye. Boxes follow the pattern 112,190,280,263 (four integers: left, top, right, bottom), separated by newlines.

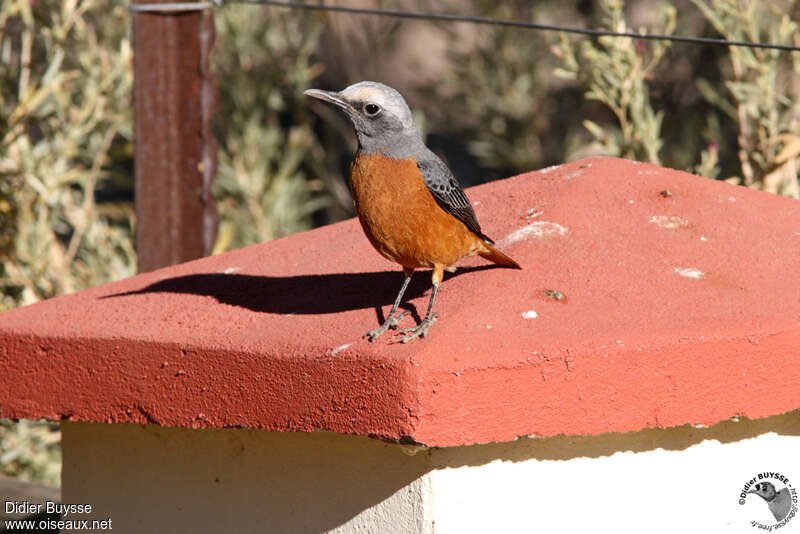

364,103,381,116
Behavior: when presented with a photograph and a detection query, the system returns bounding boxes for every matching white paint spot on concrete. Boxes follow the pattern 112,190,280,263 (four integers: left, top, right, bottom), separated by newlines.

649,215,690,229
521,310,538,319
400,443,428,456
486,325,493,329
539,164,561,174
700,236,708,241
524,209,543,218
500,222,568,245
674,267,705,279
330,343,352,355
472,201,480,206
728,196,736,202
628,200,634,204
222,267,240,274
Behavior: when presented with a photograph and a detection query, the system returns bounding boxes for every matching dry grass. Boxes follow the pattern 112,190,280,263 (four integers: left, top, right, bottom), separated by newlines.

692,0,800,196
554,0,675,164
0,0,136,312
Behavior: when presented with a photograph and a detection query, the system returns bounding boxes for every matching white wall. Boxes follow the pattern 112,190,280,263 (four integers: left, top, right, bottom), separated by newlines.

61,422,433,533
61,410,800,533
427,420,800,533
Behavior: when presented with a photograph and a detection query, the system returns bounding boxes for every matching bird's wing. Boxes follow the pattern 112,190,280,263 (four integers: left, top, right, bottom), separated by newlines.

772,489,792,521
416,156,494,244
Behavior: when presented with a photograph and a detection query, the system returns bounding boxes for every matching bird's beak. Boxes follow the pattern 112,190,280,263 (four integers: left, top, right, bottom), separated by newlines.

304,89,355,113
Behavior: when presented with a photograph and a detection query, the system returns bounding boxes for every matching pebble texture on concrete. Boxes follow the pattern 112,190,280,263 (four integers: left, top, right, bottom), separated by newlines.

1,157,799,446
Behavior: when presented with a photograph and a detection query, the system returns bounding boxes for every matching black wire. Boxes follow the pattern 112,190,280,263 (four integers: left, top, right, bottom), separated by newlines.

227,0,800,52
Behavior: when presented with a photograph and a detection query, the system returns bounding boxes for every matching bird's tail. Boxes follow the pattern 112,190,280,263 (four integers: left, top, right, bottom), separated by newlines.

479,242,521,269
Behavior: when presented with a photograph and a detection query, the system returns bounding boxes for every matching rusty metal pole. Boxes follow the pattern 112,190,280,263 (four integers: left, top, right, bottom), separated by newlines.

132,1,218,273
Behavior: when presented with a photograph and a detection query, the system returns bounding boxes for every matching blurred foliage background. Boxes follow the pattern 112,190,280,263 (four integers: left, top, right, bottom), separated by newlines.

1,0,798,486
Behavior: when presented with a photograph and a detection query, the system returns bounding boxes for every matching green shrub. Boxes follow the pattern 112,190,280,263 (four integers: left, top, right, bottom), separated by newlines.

0,0,136,312
692,0,800,196
551,0,799,193
212,5,347,252
0,419,61,486
553,0,675,164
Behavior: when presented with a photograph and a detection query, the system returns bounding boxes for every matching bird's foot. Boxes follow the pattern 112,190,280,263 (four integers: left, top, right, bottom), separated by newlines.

398,313,439,343
363,310,408,342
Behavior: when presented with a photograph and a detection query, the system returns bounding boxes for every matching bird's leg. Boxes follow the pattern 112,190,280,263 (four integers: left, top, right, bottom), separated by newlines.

399,265,443,343
364,268,414,342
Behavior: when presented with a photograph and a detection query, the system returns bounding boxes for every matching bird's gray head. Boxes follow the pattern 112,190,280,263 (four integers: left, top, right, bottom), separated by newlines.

748,482,777,501
305,81,423,157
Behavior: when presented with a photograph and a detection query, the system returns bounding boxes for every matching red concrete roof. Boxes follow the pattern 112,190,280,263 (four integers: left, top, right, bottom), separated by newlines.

2,157,799,447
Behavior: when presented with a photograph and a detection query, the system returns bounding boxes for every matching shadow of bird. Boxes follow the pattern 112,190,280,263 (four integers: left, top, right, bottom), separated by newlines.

748,481,792,522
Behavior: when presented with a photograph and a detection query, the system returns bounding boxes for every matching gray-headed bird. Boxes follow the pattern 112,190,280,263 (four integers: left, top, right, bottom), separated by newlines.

748,481,792,522
306,81,520,342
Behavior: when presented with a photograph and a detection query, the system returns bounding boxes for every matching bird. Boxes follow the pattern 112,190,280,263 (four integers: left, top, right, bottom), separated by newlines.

748,481,792,522
305,81,520,343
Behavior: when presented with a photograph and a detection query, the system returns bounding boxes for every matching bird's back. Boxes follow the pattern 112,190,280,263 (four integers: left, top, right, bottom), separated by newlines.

770,488,792,522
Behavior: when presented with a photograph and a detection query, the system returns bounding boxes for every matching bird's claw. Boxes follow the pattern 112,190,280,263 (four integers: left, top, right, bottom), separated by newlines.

399,313,439,343
363,310,409,342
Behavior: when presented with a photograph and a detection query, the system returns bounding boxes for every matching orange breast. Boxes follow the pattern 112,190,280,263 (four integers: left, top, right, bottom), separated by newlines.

349,152,483,269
